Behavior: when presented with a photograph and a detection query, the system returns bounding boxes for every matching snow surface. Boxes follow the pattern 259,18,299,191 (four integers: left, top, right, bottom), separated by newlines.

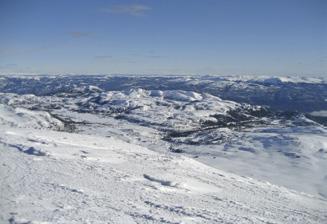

0,104,64,130
1,75,327,223
310,110,327,117
1,127,327,223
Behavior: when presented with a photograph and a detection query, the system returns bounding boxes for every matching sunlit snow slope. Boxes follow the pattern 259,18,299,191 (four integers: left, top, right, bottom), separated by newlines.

1,126,327,224
0,104,327,224
1,75,327,223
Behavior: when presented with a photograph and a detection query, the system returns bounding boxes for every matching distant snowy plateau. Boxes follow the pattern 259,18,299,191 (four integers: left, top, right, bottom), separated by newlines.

0,75,327,223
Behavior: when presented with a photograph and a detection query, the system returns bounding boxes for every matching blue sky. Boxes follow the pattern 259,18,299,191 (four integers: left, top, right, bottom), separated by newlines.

0,0,326,76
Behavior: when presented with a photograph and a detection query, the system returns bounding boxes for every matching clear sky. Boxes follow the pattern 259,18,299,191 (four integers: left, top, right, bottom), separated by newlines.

0,0,326,76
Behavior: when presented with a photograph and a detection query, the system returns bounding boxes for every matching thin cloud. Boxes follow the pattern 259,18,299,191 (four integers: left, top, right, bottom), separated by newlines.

94,55,113,60
102,4,151,16
146,55,164,59
69,32,91,38
0,63,18,69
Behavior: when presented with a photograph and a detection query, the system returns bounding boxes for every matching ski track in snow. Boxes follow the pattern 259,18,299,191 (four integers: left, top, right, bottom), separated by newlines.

1,127,327,224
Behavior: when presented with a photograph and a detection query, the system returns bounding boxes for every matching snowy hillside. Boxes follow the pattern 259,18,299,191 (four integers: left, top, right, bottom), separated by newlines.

1,75,327,223
0,104,64,130
1,127,326,223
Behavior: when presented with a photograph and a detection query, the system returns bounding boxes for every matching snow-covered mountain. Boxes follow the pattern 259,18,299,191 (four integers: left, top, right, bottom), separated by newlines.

1,75,326,112
0,104,64,130
0,75,326,223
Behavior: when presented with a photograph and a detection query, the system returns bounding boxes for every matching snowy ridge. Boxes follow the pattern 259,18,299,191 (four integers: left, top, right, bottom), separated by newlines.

1,75,326,112
0,104,64,130
218,75,326,84
77,88,239,130
0,89,241,131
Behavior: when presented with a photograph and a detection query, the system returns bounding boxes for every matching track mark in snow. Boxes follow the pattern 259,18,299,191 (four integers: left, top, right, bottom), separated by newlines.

47,182,84,194
27,138,48,145
143,173,221,194
8,216,31,224
143,174,179,187
8,216,48,224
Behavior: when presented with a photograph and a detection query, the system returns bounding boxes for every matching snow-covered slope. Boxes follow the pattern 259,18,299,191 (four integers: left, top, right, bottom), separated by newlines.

0,86,326,197
1,75,327,223
76,88,239,130
1,127,326,224
0,104,64,130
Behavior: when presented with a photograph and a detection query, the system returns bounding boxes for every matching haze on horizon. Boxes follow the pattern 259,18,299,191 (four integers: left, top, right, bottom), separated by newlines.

0,0,326,76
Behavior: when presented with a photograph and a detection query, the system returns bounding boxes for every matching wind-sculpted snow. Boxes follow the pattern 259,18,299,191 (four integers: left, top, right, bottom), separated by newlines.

1,75,327,223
